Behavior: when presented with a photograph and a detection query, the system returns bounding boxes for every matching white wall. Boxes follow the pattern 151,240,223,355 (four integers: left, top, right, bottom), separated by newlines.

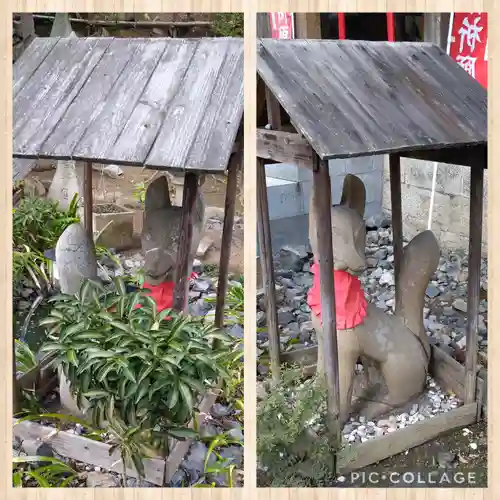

382,157,488,255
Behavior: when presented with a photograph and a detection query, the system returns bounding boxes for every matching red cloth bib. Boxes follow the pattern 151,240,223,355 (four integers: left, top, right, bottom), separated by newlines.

141,281,175,312
137,272,198,315
307,262,367,329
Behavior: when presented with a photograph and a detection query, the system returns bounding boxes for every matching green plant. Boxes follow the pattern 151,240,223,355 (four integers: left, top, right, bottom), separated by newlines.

202,431,243,487
206,282,244,412
106,415,164,485
13,194,79,253
13,245,53,288
212,13,243,37
202,263,219,277
257,369,339,487
15,339,38,375
14,340,48,415
13,456,81,487
132,181,147,205
13,194,79,291
205,456,237,487
39,277,235,432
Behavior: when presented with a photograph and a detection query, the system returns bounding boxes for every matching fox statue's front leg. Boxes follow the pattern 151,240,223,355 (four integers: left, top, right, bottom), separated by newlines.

312,313,360,426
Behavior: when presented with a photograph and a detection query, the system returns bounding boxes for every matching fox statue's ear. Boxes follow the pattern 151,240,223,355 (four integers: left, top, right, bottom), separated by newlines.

144,176,172,211
340,174,366,218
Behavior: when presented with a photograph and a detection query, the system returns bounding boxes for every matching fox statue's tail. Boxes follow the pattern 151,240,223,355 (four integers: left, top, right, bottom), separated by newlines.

395,230,440,361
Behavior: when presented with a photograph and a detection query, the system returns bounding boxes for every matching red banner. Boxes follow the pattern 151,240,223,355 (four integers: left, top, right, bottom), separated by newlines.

269,12,294,39
447,13,487,88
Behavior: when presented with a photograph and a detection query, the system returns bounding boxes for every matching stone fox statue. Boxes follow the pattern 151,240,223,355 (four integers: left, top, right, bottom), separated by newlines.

141,175,205,286
308,174,440,425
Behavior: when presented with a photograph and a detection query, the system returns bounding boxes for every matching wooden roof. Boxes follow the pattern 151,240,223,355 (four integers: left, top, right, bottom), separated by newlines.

13,36,243,177
257,38,487,160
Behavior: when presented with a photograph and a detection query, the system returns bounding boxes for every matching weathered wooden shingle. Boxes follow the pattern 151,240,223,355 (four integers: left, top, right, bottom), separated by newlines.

13,37,244,179
257,39,487,160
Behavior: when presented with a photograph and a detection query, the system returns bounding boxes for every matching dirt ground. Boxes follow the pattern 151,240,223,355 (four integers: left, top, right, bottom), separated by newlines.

335,420,487,488
26,164,244,276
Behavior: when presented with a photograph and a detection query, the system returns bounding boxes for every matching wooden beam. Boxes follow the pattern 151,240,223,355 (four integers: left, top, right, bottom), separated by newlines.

214,152,240,328
26,14,213,29
399,144,487,169
294,13,322,39
389,154,403,307
338,403,478,474
257,128,314,168
173,173,198,312
83,161,93,241
13,419,166,485
281,345,317,366
257,158,281,385
465,165,484,404
312,154,341,451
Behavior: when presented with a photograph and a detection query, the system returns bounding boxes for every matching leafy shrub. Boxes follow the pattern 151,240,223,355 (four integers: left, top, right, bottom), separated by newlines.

132,181,147,206
13,194,79,253
13,194,79,286
205,280,244,409
13,456,80,488
257,369,339,487
15,339,38,375
40,277,235,432
212,13,244,37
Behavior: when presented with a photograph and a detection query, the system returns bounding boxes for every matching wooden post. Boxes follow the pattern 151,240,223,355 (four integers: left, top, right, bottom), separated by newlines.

83,161,93,242
423,13,449,50
312,155,341,450
265,86,282,131
294,13,322,39
173,173,198,312
13,14,35,62
389,154,403,305
257,158,280,385
256,13,271,38
465,165,484,405
215,152,240,328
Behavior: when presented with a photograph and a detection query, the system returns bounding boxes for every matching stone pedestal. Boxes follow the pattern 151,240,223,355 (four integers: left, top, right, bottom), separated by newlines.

55,223,98,295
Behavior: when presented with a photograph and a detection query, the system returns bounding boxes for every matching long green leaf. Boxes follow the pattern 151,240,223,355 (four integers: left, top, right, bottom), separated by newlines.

178,381,193,411
60,321,86,342
167,427,198,440
167,385,179,410
24,470,51,487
